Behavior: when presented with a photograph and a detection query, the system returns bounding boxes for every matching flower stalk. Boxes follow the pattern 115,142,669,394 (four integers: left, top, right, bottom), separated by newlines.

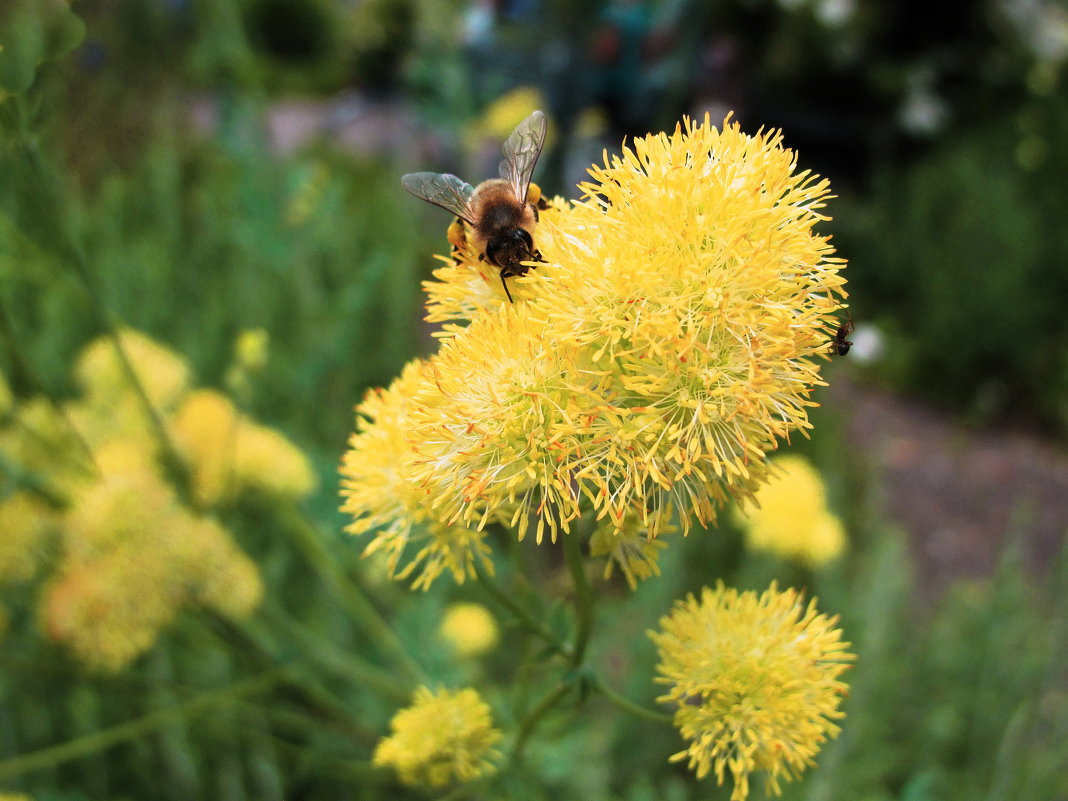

563,525,594,668
475,563,570,658
0,667,292,781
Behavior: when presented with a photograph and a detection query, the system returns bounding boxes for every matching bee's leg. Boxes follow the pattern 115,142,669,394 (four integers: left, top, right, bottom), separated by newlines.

500,272,515,303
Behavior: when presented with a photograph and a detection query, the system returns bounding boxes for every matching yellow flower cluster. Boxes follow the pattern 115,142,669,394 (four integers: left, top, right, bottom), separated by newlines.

340,360,494,590
734,454,846,566
342,114,846,588
650,581,855,800
41,444,263,672
0,329,312,670
172,389,317,507
373,686,502,788
0,492,58,584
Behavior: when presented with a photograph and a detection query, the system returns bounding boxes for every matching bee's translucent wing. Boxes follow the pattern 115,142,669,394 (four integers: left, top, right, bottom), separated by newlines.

401,172,476,224
499,110,547,204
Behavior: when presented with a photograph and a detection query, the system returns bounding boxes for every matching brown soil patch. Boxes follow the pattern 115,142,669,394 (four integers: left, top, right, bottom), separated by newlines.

828,377,1068,594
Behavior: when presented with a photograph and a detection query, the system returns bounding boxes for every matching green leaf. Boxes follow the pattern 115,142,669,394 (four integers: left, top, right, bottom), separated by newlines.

0,0,85,95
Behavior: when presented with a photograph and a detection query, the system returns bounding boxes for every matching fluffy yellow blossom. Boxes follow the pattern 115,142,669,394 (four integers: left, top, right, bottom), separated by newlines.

650,581,854,800
373,686,502,788
42,438,263,671
404,309,592,544
171,389,316,507
340,360,494,589
734,454,846,566
440,602,499,657
415,115,843,542
346,114,845,585
423,197,578,321
0,491,59,583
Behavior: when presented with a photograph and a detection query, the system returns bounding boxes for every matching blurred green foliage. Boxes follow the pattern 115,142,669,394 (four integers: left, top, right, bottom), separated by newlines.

835,92,1068,432
1,2,1066,800
0,0,84,97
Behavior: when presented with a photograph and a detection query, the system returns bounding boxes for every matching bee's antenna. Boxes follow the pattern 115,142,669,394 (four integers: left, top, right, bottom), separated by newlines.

501,273,515,303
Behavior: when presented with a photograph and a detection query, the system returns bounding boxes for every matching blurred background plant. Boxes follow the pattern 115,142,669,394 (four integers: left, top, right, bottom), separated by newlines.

0,0,1066,799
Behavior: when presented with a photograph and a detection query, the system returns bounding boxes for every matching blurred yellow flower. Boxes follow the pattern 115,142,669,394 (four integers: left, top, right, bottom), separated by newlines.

172,389,316,507
373,686,502,788
0,397,94,497
226,327,270,399
588,513,672,589
473,86,549,145
650,582,854,800
574,105,609,139
340,360,494,590
42,438,263,671
734,454,846,566
42,547,176,673
175,516,264,620
232,420,317,500
0,491,58,583
171,390,239,506
74,328,190,412
440,602,499,657
233,327,269,373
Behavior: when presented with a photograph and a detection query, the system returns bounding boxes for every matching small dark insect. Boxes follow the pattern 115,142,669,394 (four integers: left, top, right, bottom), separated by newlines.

402,110,548,302
831,313,855,356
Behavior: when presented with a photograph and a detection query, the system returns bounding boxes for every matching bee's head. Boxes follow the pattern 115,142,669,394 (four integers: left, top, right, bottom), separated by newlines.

486,228,535,276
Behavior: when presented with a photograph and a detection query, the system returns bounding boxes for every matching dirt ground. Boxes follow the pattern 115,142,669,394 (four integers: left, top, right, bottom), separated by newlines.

827,376,1068,595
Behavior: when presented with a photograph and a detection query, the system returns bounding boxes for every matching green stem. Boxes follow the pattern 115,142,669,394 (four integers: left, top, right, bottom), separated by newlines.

563,526,594,668
475,564,571,658
257,605,413,705
1,97,188,497
0,299,98,475
437,779,490,801
276,503,426,685
0,667,290,781
0,452,70,508
511,681,572,760
590,674,673,724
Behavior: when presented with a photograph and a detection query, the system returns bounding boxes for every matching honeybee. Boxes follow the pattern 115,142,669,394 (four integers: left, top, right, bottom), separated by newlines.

831,312,855,356
402,110,548,302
